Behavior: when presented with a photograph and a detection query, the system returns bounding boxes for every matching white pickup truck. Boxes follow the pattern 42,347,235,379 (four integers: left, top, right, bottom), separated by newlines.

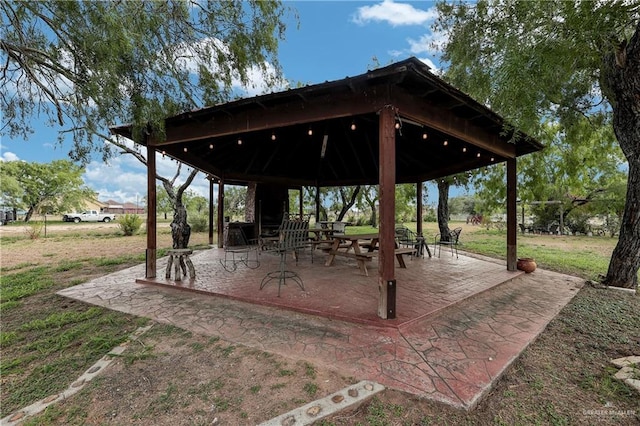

62,210,116,223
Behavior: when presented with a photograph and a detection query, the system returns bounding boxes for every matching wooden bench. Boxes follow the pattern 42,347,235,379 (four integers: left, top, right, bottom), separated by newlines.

351,248,417,276
165,249,195,281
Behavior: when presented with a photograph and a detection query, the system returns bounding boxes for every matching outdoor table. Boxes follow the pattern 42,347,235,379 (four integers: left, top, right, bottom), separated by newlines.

324,233,416,276
307,227,335,241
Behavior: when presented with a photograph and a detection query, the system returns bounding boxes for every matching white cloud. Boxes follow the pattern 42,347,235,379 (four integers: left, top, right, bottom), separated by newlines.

173,37,285,99
1,151,20,162
83,141,214,205
352,0,437,27
417,57,438,72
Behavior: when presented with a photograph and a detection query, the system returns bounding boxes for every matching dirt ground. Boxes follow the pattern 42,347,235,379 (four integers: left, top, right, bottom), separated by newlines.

1,224,357,425
1,223,638,425
0,222,211,268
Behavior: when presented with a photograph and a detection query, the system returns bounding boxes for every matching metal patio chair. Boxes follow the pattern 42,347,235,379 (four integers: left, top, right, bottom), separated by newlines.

260,218,308,296
434,227,462,258
395,226,431,258
220,224,260,272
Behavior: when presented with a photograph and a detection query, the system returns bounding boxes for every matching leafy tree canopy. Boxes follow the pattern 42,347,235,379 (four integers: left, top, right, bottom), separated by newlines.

1,0,288,162
0,159,94,221
435,0,640,287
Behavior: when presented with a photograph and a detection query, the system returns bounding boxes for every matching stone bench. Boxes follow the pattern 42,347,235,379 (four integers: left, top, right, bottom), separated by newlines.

165,249,195,281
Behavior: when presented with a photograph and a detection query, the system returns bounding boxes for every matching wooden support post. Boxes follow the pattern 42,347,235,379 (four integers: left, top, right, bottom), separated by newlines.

299,187,304,218
416,182,423,237
217,179,225,248
208,176,214,245
146,144,157,278
315,184,320,223
506,158,517,271
378,106,396,319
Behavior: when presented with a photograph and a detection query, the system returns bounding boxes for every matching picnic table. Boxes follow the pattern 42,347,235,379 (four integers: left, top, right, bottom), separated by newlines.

324,233,416,276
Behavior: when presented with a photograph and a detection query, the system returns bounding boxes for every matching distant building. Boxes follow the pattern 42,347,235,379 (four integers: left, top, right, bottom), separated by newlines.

102,199,145,215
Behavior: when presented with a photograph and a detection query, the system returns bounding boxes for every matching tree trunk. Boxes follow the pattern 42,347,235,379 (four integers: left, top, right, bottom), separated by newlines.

437,180,451,241
24,206,34,222
171,203,191,249
602,22,640,289
336,186,361,221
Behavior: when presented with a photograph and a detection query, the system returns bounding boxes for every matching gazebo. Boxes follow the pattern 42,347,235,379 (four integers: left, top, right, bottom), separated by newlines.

111,57,542,320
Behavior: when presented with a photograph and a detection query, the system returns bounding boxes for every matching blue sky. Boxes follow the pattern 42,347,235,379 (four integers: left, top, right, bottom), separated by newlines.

2,0,458,205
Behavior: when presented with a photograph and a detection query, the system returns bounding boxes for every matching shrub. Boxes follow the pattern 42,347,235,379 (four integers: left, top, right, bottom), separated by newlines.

25,221,43,240
189,214,208,233
118,214,143,236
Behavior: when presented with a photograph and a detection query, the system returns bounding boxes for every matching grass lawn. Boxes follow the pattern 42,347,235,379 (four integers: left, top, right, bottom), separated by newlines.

1,221,638,425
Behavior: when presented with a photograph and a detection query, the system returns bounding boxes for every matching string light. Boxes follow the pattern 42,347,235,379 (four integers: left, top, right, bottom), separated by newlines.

271,132,276,141
422,132,428,140
490,157,495,162
477,152,481,158
237,139,242,145
350,121,356,131
395,122,401,130
209,144,214,149
308,128,313,136
183,147,187,153
462,146,467,153
443,140,448,146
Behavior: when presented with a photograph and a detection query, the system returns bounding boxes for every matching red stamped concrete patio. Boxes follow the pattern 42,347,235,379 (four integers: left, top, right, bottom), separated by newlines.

57,247,584,409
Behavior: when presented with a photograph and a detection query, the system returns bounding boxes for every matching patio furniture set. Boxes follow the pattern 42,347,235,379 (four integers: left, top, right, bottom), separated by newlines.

189,216,464,296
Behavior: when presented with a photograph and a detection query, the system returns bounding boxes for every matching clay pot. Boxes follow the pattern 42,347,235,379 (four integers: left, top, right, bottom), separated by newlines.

517,258,537,273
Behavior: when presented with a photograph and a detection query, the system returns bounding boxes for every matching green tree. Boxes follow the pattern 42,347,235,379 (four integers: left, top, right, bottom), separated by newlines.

360,185,380,227
333,186,361,222
2,0,288,159
156,185,173,220
435,173,471,241
184,191,208,215
0,160,94,221
223,186,247,221
395,183,418,223
2,0,289,248
436,0,640,288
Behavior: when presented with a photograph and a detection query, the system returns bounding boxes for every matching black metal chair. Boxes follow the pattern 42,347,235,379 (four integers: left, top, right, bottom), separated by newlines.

260,218,308,296
434,227,462,258
220,225,260,272
395,226,431,258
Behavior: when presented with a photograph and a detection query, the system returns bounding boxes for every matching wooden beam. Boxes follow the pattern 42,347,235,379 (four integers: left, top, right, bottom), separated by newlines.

506,158,517,270
146,144,157,278
391,90,516,158
155,90,388,145
378,105,397,319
